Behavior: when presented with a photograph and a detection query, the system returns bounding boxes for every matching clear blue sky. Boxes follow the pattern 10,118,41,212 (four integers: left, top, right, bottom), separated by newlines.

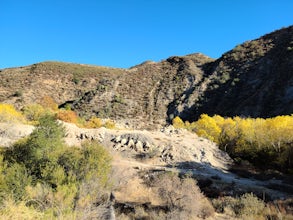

1,0,293,69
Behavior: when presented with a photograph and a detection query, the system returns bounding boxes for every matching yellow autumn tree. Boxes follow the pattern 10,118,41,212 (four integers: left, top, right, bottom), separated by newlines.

252,117,268,149
218,117,238,152
234,117,256,153
104,119,115,129
172,116,185,129
192,114,293,172
193,114,221,143
265,116,293,152
56,109,78,124
39,96,58,111
85,117,103,128
0,103,25,123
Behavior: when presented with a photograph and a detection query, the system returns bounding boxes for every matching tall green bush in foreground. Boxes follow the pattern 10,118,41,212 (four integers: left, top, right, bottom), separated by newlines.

0,114,112,218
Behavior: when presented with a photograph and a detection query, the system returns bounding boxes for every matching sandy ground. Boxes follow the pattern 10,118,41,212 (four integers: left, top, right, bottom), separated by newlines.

0,123,34,147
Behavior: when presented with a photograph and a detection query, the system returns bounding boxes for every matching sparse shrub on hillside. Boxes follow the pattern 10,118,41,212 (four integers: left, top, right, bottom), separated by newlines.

238,193,265,217
231,47,244,61
0,103,25,123
64,103,72,110
113,94,125,104
72,74,80,84
212,193,265,219
145,172,214,219
230,40,268,62
219,72,230,84
13,90,23,97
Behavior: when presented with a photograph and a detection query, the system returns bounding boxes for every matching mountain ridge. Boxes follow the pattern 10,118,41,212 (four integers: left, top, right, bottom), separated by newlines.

1,25,292,128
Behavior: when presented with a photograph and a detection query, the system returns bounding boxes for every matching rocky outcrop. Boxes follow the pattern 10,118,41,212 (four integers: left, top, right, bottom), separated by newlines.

58,122,233,171
112,133,155,153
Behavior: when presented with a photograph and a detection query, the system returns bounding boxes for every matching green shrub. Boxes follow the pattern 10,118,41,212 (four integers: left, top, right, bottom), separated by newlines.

4,114,65,179
0,158,32,202
3,163,32,201
0,114,112,218
22,104,46,123
13,90,23,97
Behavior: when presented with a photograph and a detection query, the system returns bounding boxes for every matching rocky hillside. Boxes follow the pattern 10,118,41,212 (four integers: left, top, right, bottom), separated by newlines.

0,26,292,128
190,25,293,121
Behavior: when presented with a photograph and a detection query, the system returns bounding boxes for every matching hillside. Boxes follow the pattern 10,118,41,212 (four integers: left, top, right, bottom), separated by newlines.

0,26,293,128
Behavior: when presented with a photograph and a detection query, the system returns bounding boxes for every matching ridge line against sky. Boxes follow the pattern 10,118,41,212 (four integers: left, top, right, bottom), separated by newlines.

1,0,293,69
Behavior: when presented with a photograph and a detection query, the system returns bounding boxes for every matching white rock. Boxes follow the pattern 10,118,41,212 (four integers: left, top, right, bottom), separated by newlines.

120,138,127,145
115,135,121,143
135,140,143,152
127,139,135,148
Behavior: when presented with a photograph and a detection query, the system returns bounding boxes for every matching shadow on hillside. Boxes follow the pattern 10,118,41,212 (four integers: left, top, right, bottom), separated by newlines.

163,161,293,201
166,161,236,199
229,162,293,195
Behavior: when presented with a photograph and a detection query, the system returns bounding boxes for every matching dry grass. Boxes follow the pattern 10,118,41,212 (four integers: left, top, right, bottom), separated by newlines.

114,170,214,219
0,198,44,220
114,175,163,206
